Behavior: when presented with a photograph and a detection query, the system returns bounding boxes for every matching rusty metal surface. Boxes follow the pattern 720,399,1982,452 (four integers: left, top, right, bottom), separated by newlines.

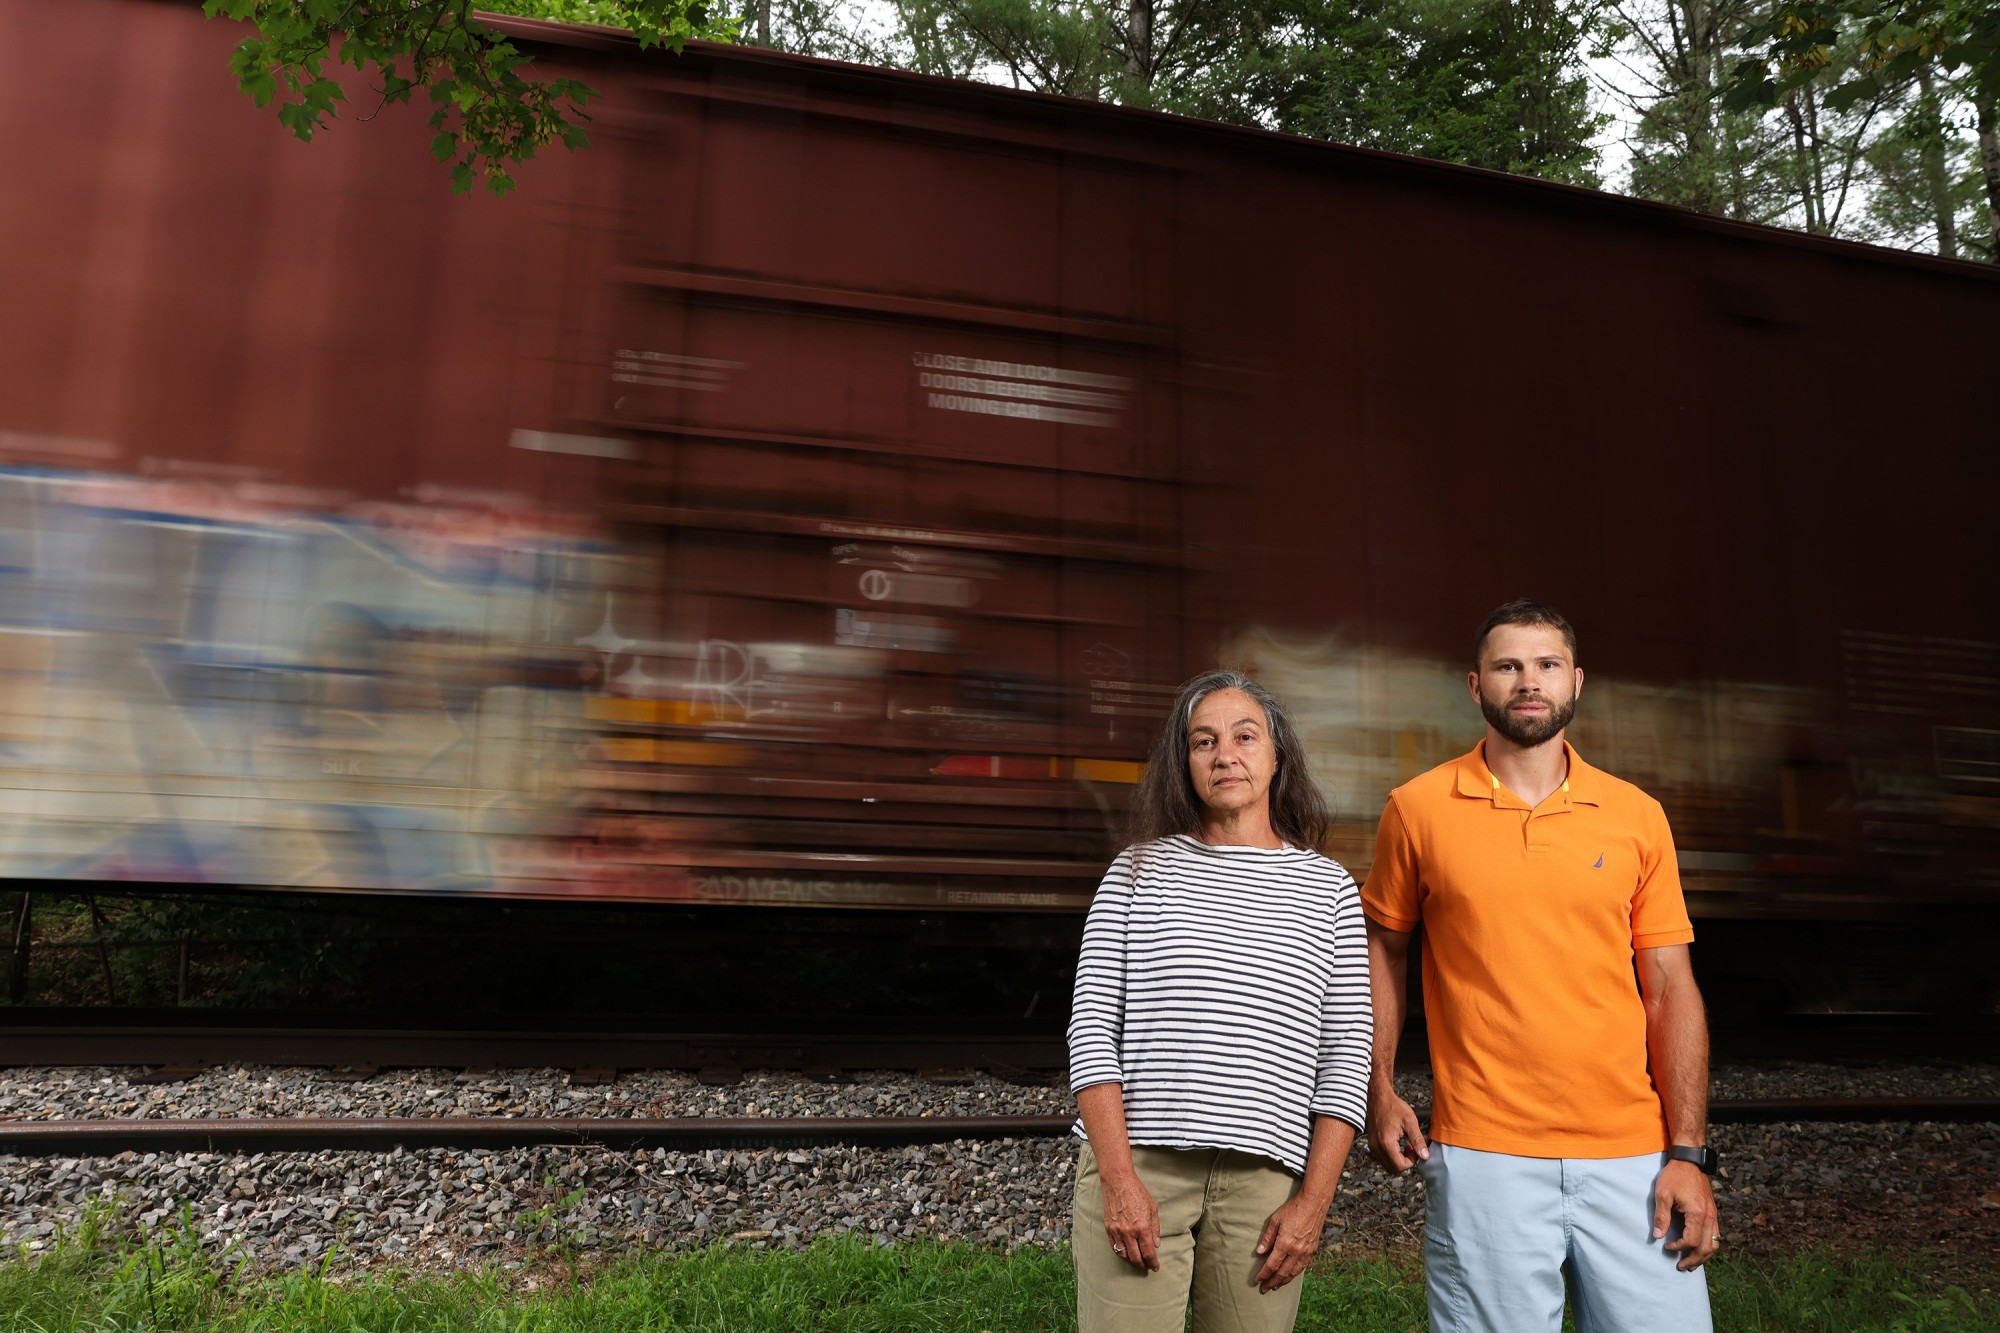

0,1025,1068,1074
0,1114,1077,1155
0,0,1995,932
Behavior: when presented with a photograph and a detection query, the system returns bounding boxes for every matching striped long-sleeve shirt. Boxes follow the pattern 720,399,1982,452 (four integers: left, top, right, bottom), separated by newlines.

1067,834,1371,1175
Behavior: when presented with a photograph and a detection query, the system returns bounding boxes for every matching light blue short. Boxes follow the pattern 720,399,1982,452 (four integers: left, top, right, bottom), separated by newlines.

1417,1143,1712,1333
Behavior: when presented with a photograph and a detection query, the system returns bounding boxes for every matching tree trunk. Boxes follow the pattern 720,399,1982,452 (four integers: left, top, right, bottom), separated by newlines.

1805,88,1830,233
1126,0,1151,87
1917,63,1957,259
8,892,28,1004
1980,98,2000,262
1682,0,1717,213
84,894,119,1006
1784,93,1820,232
756,0,770,47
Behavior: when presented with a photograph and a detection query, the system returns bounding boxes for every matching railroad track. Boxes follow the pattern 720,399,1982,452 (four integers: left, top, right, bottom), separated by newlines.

2,1013,1992,1079
1,1098,1995,1156
0,1023,1068,1081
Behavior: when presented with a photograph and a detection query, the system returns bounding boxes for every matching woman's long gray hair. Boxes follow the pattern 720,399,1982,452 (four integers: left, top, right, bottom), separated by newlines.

1126,670,1329,850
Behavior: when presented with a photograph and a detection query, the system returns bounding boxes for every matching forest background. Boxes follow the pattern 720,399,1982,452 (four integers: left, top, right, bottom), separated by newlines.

209,0,2000,261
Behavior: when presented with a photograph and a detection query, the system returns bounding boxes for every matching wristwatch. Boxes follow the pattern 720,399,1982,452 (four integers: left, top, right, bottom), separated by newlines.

1666,1145,1718,1175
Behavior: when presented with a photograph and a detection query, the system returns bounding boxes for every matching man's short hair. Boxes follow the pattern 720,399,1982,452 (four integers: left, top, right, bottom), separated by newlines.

1474,598,1578,668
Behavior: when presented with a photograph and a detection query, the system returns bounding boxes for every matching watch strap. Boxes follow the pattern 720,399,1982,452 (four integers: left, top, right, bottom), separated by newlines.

1665,1144,1717,1175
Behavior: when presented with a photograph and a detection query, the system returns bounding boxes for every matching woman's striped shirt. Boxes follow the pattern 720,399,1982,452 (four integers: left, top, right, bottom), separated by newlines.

1067,834,1371,1175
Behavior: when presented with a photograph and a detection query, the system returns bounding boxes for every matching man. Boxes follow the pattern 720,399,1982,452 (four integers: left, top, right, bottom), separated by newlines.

1363,599,1718,1332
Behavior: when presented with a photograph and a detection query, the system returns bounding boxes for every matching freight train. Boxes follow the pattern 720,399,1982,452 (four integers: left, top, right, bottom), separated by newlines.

1,0,1996,1009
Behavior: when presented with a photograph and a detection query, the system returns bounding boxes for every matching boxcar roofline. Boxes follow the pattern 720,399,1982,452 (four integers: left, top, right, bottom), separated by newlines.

470,11,2000,288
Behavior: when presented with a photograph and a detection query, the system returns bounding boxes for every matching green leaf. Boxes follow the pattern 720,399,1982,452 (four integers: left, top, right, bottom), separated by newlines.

275,102,315,142
1822,74,1882,112
206,0,724,196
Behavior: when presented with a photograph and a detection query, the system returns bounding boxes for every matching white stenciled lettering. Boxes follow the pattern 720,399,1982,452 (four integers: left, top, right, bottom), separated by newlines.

690,875,895,902
910,352,1133,391
925,393,1116,428
912,352,1131,429
916,372,1123,408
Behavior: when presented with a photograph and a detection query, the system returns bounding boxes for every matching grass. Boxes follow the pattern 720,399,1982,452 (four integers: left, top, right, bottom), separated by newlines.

0,1208,1992,1332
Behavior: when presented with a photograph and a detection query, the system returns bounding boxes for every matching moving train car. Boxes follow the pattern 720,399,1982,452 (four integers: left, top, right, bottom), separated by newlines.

1,0,1996,1006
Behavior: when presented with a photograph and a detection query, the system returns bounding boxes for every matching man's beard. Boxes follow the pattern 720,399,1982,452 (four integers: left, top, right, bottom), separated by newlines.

1481,692,1576,748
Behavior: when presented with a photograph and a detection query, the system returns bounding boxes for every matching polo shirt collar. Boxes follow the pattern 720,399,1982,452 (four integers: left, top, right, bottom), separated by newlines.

1455,740,1604,809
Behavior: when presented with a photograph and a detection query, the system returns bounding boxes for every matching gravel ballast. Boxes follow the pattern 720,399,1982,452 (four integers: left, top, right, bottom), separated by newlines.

0,1062,1994,1276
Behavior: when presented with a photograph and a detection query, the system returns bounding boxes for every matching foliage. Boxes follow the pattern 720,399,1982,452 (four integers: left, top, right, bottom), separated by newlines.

1707,1249,2000,1332
1607,2,1781,216
201,0,2000,251
481,0,641,26
1603,1,1995,256
202,1,737,195
1294,0,1610,186
880,0,1305,117
874,0,1608,181
207,0,1604,196
2,1219,1996,1332
1861,89,1994,251
3,891,395,1010
1715,2,2000,262
735,0,899,62
1721,1,2000,112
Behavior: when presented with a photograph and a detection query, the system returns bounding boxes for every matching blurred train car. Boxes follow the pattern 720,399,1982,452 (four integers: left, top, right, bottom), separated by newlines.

1,0,1996,1006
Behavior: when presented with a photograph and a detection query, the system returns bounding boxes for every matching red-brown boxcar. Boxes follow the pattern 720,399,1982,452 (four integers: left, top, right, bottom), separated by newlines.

2,1,1996,1005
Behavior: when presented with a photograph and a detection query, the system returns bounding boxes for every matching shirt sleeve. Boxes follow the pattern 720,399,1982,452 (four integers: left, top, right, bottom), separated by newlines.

1066,849,1135,1094
1360,793,1422,932
1630,795,1695,949
1310,882,1372,1132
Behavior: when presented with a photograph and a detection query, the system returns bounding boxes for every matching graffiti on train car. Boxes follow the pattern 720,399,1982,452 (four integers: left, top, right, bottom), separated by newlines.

0,462,1140,905
1224,626,1818,826
1222,625,2000,912
0,465,619,894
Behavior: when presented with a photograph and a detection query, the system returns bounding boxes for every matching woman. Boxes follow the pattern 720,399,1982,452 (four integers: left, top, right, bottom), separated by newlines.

1068,670,1370,1333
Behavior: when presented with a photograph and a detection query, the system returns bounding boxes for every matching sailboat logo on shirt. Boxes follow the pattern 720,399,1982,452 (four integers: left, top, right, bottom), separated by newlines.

1592,853,1604,869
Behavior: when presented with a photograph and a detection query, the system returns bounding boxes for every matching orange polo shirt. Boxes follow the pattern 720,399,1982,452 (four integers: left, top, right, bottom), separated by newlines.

1362,742,1694,1158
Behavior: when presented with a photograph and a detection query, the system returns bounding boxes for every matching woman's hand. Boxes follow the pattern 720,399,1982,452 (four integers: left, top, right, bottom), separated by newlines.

1099,1166,1161,1271
1252,1191,1327,1292
1075,1082,1159,1271
1256,1116,1352,1293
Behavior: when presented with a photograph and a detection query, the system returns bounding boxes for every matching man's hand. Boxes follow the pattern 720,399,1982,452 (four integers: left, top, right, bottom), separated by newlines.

1099,1167,1162,1272
1654,1159,1720,1271
1367,1085,1429,1173
1253,1191,1328,1292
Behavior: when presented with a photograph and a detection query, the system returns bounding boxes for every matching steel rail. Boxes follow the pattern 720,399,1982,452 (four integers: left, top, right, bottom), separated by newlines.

0,1026,1068,1075
3,1015,1993,1076
0,1099,1993,1156
0,1115,1075,1155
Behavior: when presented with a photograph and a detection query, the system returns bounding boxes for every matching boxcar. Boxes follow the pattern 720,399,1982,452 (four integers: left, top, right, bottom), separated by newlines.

2,0,1996,1004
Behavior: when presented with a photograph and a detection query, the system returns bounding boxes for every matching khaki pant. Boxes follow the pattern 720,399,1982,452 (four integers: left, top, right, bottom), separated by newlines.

1073,1143,1305,1333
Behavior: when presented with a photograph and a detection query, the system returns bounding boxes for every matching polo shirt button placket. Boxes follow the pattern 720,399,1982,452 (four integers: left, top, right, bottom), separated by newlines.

1525,806,1555,854
1525,785,1570,854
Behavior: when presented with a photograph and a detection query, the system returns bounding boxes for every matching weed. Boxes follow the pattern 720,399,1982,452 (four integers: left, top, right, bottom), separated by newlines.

0,1228,1991,1332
